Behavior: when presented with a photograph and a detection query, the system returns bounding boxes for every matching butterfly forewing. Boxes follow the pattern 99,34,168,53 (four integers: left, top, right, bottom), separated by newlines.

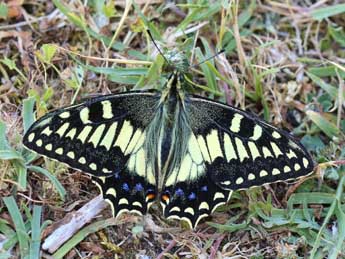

23,91,160,216
159,94,313,228
187,95,314,190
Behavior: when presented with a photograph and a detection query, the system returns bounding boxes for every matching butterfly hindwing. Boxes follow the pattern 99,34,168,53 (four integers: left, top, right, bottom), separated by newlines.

187,95,314,190
92,167,156,218
161,172,232,228
23,91,159,177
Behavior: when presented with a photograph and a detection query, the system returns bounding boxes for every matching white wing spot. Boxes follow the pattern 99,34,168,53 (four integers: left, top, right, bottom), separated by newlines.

272,168,280,175
80,107,91,124
284,166,291,173
106,188,116,197
45,144,52,151
184,207,195,215
235,177,244,185
260,170,268,177
67,151,75,159
78,157,86,164
28,133,35,142
221,180,231,186
272,131,281,139
55,148,63,155
248,173,256,180
169,206,181,212
59,111,70,119
199,202,209,210
303,157,309,168
213,192,225,201
133,201,142,208
89,163,97,170
250,125,262,141
294,163,301,171
36,139,43,147
230,113,243,133
101,100,113,119
119,198,129,205
286,149,297,159
102,168,111,173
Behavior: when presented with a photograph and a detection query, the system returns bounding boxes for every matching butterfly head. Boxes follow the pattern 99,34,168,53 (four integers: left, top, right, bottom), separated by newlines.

164,49,190,74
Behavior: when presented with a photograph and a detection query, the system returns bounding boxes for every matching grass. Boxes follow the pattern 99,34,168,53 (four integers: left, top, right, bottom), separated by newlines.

0,0,345,258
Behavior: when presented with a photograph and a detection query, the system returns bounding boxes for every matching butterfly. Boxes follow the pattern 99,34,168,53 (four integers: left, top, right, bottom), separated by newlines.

23,48,314,229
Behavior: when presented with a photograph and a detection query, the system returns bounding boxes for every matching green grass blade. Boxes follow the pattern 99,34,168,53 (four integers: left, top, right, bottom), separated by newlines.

52,0,123,50
14,162,27,190
0,219,18,250
176,3,222,32
306,110,339,138
2,197,29,259
195,48,217,93
27,166,66,200
310,176,345,258
207,221,247,232
311,4,345,20
22,97,36,134
0,120,10,150
71,56,149,76
29,206,42,259
329,202,345,259
308,66,345,78
0,150,24,161
306,72,338,100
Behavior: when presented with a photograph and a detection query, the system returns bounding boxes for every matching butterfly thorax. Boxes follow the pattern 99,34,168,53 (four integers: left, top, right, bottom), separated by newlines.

145,72,191,191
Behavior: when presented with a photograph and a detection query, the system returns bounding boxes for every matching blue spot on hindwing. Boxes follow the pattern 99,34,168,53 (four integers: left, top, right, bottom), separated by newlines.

122,183,129,192
175,188,184,197
201,186,208,192
135,183,143,192
188,192,196,200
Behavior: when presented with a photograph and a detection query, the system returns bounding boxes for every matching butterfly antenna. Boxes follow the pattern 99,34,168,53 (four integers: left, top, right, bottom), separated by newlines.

146,30,170,65
190,49,225,69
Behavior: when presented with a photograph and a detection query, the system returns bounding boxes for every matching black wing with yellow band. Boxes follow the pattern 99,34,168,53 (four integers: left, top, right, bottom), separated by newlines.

23,91,159,216
188,95,314,189
160,94,314,228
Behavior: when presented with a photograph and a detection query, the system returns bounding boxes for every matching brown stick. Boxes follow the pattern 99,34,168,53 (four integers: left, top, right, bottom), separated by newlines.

42,195,108,253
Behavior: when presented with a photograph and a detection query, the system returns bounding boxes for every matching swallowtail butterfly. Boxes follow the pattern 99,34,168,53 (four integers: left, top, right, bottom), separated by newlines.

23,48,314,228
